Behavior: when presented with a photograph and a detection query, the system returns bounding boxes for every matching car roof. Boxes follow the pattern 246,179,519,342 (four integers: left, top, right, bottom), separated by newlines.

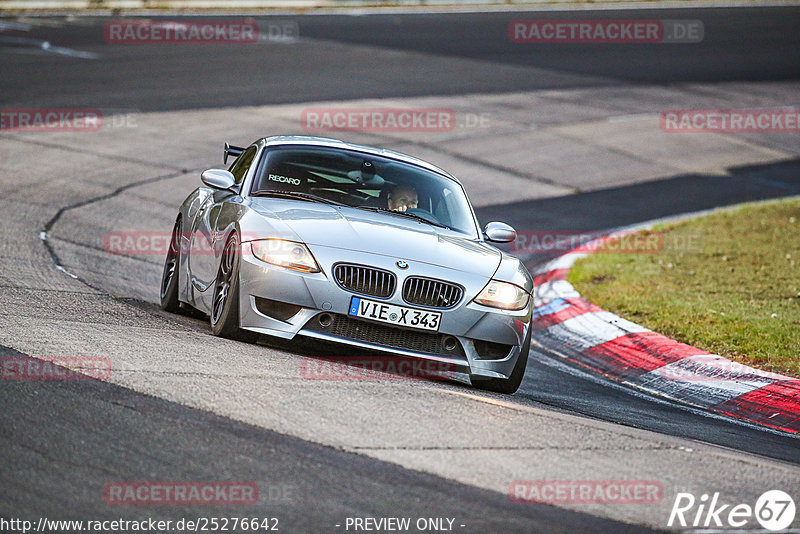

255,135,461,184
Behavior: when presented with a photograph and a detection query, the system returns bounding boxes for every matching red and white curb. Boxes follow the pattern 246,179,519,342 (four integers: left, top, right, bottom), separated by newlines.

530,232,800,434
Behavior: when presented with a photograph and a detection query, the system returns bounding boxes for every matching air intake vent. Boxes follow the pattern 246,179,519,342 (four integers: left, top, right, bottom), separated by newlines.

334,263,396,298
402,277,463,309
305,313,466,359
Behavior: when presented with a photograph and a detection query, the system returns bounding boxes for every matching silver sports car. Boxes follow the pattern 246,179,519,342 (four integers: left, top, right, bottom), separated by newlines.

160,136,533,393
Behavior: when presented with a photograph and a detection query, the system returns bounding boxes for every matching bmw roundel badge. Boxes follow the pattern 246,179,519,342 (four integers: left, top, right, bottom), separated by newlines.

396,260,409,269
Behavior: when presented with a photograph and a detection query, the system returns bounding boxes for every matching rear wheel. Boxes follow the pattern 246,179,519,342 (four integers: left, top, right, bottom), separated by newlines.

210,233,259,343
160,218,183,313
471,325,531,394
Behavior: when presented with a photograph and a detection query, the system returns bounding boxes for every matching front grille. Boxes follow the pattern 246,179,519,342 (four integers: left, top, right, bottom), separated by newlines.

402,277,463,309
334,263,396,298
304,313,465,359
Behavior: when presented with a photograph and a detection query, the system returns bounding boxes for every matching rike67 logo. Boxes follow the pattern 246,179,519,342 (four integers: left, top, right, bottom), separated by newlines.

669,490,795,531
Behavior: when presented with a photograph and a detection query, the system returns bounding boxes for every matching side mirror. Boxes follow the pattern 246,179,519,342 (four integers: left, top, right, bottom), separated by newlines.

484,221,517,243
201,169,236,190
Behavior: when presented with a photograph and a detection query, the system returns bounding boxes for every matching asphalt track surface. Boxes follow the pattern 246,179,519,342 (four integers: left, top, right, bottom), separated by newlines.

1,7,798,110
1,7,800,532
1,348,645,533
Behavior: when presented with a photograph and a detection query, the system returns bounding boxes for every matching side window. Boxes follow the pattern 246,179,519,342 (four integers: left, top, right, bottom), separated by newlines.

228,146,257,185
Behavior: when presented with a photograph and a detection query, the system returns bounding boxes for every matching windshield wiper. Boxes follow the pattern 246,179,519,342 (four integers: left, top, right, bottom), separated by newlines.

250,190,346,206
357,206,448,229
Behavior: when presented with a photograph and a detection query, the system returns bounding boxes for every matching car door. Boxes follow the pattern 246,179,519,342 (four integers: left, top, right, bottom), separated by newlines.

188,146,257,308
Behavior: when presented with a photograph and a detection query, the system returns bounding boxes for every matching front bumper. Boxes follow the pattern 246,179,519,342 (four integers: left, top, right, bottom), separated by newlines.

237,245,532,379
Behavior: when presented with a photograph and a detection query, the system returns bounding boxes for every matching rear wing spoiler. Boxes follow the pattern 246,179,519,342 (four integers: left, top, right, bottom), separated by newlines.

224,143,245,165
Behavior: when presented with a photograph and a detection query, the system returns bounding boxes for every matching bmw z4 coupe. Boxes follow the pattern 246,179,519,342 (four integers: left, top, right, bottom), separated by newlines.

160,136,533,393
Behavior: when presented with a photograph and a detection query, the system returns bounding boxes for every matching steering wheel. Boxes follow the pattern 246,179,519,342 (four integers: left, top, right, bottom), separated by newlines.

405,208,442,226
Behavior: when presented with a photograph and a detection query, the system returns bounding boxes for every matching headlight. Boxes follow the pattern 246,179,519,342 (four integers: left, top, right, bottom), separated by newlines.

250,239,320,273
473,280,530,310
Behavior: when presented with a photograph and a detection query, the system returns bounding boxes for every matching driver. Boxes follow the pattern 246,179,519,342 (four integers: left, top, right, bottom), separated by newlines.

387,184,418,212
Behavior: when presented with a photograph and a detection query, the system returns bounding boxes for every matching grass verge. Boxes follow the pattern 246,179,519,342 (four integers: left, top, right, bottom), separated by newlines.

567,198,800,378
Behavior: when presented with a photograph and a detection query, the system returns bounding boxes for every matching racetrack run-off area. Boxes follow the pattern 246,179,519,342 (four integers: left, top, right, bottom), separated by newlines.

530,214,800,434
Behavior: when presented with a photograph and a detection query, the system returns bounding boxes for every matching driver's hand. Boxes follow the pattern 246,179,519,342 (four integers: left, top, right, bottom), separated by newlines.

389,197,418,212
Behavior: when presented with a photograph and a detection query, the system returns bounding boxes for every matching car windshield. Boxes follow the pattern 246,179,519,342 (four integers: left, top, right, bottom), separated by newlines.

250,145,478,237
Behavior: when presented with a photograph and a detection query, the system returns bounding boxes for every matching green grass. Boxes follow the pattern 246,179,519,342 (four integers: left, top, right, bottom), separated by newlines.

567,198,800,378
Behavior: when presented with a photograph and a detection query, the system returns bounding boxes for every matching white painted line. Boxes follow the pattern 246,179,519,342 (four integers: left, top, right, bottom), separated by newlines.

634,379,769,409
645,354,789,384
0,22,32,32
606,113,659,123
536,251,587,273
541,311,650,353
533,279,579,306
632,354,785,407
43,43,100,59
55,264,79,279
534,348,795,438
0,35,99,59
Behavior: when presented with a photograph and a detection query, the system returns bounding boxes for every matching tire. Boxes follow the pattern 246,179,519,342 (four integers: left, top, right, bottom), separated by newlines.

471,324,531,394
210,232,259,343
160,218,183,313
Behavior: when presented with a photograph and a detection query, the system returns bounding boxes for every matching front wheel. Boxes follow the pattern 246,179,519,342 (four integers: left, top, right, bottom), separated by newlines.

471,325,531,394
210,233,259,343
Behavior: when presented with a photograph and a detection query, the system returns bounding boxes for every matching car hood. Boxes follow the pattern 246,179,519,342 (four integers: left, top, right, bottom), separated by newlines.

248,199,501,277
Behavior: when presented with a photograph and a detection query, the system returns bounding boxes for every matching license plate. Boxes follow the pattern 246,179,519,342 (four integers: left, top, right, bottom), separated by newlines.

348,296,441,332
